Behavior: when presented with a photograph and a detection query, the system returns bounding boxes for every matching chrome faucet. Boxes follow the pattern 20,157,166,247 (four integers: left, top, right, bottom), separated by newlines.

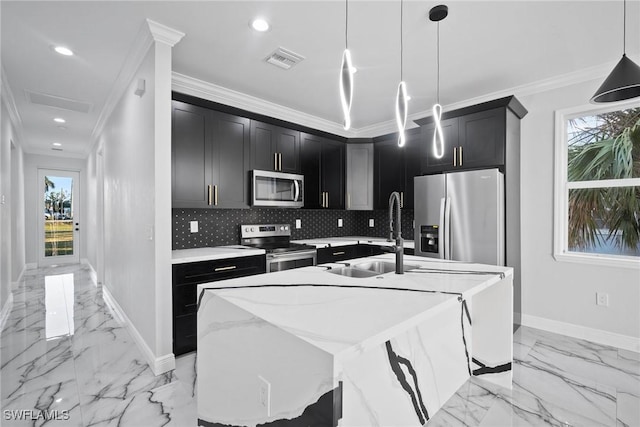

381,191,404,274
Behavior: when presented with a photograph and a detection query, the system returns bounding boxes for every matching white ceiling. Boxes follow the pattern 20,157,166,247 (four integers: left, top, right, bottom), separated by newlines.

2,1,639,157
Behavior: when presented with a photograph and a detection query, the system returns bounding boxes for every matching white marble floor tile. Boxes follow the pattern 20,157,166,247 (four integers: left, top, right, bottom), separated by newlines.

427,378,497,426
617,391,640,427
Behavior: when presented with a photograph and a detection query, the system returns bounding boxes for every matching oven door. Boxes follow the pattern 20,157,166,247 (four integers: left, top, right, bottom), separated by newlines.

266,249,317,273
252,170,304,208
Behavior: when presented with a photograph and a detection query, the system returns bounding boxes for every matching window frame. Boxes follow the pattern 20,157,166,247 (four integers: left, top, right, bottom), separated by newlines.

553,101,640,269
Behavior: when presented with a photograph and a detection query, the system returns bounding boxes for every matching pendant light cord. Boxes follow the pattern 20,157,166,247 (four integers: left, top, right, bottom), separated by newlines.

437,22,440,104
623,0,626,54
400,0,404,81
345,0,349,49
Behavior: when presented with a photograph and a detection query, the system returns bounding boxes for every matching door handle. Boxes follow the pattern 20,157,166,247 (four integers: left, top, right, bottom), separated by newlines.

208,185,212,206
214,265,237,272
453,147,457,167
459,146,463,166
279,153,282,171
214,185,218,206
326,192,329,208
274,152,278,171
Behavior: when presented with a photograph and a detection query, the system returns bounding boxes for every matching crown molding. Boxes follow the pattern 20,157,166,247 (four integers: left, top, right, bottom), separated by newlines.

172,72,352,138
1,68,26,148
146,19,185,47
22,146,88,159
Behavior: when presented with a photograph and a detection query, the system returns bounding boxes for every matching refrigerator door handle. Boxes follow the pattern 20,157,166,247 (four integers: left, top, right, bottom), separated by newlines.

438,197,446,259
443,196,451,260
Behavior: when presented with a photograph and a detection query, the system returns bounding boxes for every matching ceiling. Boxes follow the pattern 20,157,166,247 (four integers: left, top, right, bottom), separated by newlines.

2,1,639,157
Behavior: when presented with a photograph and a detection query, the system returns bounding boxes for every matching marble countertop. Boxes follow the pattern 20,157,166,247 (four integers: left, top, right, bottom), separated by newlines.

172,245,266,264
198,253,511,359
292,236,415,249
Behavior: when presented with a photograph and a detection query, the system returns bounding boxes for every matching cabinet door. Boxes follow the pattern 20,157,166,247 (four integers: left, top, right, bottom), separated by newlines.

421,117,459,174
172,101,213,208
374,138,405,209
322,139,345,209
250,120,277,171
300,133,322,209
402,128,424,209
458,108,505,169
346,143,374,210
276,127,301,173
212,112,251,208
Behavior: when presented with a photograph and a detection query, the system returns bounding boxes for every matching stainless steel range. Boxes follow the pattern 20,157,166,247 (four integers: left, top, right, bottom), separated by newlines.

240,224,317,273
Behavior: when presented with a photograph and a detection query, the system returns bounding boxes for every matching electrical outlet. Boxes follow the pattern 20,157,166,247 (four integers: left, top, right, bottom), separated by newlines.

189,221,198,233
338,218,343,228
258,375,271,416
596,292,609,307
369,218,375,227
295,219,301,229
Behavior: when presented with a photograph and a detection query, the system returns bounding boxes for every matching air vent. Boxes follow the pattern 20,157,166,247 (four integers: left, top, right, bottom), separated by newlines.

265,47,305,70
51,147,63,151
25,90,92,113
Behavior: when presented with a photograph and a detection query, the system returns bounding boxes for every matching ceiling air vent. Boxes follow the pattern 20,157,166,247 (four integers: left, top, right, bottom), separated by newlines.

51,147,63,152
25,90,92,113
265,47,305,70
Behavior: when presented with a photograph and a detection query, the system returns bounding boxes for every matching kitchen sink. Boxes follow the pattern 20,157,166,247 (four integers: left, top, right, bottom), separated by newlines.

326,267,380,278
352,261,420,274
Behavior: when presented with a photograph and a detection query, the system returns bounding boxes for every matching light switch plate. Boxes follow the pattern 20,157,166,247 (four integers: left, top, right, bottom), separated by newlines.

338,218,343,228
190,221,198,233
369,219,374,227
295,219,301,229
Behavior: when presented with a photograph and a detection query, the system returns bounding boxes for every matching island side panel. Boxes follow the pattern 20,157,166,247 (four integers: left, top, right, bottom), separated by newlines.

470,275,514,388
197,292,339,427
337,299,470,426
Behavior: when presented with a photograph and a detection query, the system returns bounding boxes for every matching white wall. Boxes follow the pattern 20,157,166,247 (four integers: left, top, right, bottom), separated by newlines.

519,79,640,346
23,154,86,266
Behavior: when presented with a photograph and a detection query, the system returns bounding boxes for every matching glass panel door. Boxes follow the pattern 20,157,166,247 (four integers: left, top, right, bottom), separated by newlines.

39,169,80,266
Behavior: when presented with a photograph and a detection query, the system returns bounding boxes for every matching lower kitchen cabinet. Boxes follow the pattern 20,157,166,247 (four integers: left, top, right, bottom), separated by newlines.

172,254,266,355
317,245,358,264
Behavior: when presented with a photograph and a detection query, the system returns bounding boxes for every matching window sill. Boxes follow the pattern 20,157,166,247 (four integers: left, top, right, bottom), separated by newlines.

553,252,640,269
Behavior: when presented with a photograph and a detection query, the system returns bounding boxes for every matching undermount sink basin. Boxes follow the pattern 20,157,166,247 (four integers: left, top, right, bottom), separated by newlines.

326,267,380,278
352,261,420,274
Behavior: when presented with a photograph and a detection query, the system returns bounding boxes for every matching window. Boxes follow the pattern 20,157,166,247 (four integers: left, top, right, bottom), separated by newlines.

554,102,640,268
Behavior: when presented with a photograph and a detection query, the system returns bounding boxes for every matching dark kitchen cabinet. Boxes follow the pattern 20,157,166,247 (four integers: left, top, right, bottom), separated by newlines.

373,128,422,209
251,121,300,173
172,254,266,355
172,100,250,208
317,245,358,264
300,133,345,209
415,97,525,174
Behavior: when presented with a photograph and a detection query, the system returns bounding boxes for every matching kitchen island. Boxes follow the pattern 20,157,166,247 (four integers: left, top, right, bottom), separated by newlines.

196,254,513,426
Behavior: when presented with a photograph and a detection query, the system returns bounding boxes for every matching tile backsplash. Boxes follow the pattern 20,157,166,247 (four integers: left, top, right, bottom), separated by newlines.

173,208,415,249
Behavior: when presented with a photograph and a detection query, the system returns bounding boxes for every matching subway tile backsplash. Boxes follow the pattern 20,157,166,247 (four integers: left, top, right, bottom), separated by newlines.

172,208,414,249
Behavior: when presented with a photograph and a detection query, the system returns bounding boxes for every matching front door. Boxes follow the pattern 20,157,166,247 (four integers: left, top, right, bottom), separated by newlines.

38,169,80,266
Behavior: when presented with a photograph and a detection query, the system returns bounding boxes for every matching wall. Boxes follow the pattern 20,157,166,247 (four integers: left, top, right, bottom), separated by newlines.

519,79,640,346
10,138,25,282
172,208,414,249
23,154,86,266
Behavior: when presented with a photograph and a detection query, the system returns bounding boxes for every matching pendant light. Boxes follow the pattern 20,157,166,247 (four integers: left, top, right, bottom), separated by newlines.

591,0,640,103
340,0,354,130
396,0,409,147
430,5,448,159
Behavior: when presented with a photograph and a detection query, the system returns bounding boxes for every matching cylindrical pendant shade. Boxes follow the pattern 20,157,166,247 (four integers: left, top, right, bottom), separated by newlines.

591,54,640,103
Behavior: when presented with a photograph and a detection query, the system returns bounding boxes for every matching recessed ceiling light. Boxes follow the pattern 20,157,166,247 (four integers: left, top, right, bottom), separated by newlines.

53,117,66,123
54,46,74,56
52,142,62,147
250,18,270,32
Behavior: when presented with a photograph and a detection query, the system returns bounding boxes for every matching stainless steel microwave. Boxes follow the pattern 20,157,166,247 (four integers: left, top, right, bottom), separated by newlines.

252,170,304,208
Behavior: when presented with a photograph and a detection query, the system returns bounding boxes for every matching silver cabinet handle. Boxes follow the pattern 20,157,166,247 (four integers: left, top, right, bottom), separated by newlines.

214,185,218,206
274,152,278,171
326,192,329,208
208,185,212,206
400,192,404,208
279,153,282,171
459,146,463,166
453,147,457,167
332,251,345,256
347,193,351,209
214,265,237,272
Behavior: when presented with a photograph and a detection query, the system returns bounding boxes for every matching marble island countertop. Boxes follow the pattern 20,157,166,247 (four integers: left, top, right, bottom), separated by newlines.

197,253,510,358
292,236,415,249
171,245,265,264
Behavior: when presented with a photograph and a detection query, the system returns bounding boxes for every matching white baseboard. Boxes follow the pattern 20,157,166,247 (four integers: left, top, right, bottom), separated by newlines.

25,263,37,270
101,285,175,375
521,314,640,353
0,293,14,333
81,258,98,287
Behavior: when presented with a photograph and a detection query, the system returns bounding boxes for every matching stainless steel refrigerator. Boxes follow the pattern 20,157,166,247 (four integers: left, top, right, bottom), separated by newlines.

414,168,505,265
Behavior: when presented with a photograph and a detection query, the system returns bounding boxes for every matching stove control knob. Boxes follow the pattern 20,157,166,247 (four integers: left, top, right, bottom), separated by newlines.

250,227,255,232
284,226,288,231
280,226,285,231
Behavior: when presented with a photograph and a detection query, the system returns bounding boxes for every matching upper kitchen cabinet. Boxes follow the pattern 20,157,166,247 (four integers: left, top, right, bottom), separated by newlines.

251,121,301,173
416,96,527,174
172,100,251,209
300,133,345,209
373,128,422,209
345,143,374,210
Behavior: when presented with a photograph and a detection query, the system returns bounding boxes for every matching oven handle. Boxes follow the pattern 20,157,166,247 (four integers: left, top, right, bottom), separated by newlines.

267,249,317,260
